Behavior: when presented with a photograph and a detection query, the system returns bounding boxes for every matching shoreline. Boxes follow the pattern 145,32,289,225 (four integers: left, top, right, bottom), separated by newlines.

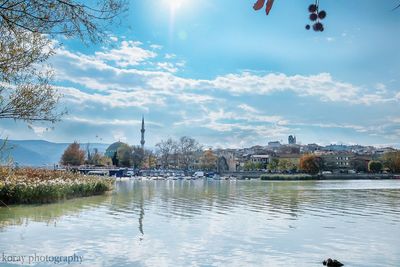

0,168,114,205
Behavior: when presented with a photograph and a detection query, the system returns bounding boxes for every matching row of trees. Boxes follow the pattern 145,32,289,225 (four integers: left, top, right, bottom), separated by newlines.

61,137,207,170
155,136,203,170
61,142,112,167
61,142,157,169
111,144,156,169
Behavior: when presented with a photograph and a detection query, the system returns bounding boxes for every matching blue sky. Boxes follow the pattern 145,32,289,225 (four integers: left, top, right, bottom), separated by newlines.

1,0,400,148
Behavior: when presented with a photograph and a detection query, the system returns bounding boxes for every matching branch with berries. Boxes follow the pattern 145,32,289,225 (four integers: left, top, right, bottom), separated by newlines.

253,1,400,33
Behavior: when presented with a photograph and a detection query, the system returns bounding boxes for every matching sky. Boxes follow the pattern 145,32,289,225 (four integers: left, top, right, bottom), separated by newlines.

1,0,400,149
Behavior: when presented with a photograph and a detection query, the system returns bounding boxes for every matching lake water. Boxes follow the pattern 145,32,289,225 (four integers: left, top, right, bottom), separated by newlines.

1,179,400,267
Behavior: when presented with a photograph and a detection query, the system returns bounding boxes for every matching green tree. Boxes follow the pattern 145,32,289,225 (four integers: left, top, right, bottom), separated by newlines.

268,158,279,172
255,162,265,170
117,144,132,167
244,161,258,171
368,161,383,173
350,158,368,172
382,152,400,173
278,159,297,172
0,0,126,123
61,141,85,166
299,154,323,175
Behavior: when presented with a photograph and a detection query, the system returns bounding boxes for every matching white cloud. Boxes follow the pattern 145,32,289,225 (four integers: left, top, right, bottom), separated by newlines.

53,43,398,106
95,41,157,67
238,104,259,113
156,62,178,73
164,53,176,59
58,86,166,109
30,126,48,137
65,116,162,127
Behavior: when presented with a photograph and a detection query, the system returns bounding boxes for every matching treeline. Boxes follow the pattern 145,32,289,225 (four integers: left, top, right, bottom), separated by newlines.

299,153,400,175
60,136,218,170
61,141,156,169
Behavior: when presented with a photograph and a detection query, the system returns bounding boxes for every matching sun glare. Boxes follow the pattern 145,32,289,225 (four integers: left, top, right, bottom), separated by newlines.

166,0,186,12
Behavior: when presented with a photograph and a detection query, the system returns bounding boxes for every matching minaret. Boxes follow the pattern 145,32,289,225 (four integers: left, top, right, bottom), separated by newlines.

140,116,145,149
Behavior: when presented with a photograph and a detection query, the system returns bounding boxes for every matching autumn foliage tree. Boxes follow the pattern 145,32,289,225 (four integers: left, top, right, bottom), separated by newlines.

299,154,323,175
61,141,85,166
200,149,217,171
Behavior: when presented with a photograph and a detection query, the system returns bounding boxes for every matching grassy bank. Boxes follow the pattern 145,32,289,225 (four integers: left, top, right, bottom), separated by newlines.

260,174,319,180
0,168,114,205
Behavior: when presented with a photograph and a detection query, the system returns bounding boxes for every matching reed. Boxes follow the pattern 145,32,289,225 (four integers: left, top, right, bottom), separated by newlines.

0,168,113,205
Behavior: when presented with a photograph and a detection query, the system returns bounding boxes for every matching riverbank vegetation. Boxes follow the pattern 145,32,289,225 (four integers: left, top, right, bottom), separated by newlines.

0,168,113,205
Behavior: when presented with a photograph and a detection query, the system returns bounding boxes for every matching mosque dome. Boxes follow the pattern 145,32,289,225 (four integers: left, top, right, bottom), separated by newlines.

105,141,126,158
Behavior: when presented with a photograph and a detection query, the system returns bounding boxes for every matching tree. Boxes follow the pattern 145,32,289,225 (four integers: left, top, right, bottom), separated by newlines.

299,154,323,175
177,136,202,170
200,149,217,171
350,158,368,172
117,143,132,167
131,146,145,169
61,141,85,166
278,159,297,172
86,148,111,166
368,161,383,173
244,161,256,171
382,152,400,173
156,138,177,169
0,0,126,123
111,152,118,166
143,149,157,169
267,158,279,172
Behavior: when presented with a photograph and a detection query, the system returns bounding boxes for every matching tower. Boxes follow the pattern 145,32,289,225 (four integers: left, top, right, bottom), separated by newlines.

140,116,145,149
288,135,296,145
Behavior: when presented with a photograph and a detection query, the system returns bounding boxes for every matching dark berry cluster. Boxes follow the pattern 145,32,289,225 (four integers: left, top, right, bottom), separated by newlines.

305,1,327,32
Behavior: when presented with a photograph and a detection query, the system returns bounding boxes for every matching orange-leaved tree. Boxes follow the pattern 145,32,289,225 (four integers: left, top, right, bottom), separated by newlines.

61,141,85,166
299,154,323,175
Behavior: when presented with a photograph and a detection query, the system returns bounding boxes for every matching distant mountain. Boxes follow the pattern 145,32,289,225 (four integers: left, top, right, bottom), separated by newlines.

0,140,109,167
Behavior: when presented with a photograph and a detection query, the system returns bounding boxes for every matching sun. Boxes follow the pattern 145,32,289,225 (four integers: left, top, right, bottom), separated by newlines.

165,0,186,12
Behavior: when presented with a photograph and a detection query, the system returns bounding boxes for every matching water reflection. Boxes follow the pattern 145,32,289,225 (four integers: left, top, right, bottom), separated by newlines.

0,193,112,230
0,180,399,267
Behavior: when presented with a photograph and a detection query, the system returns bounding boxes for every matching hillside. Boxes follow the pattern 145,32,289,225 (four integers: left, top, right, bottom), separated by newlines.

0,140,109,167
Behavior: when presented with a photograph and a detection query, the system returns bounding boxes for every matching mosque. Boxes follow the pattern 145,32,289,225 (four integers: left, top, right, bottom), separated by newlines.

105,116,145,158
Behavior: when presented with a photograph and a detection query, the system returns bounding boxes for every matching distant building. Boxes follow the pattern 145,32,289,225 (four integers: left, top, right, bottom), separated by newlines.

288,135,296,145
268,141,281,149
321,152,354,171
301,143,321,153
105,141,126,158
250,155,270,165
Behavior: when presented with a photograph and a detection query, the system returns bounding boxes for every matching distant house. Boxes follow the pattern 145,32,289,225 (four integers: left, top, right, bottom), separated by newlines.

321,152,354,171
268,141,281,149
250,155,270,164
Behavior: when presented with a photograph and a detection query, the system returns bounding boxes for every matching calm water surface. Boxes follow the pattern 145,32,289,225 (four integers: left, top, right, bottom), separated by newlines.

1,180,400,266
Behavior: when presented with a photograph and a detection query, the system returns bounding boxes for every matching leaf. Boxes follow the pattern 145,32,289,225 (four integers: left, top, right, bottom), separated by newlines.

265,0,275,15
253,0,266,11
